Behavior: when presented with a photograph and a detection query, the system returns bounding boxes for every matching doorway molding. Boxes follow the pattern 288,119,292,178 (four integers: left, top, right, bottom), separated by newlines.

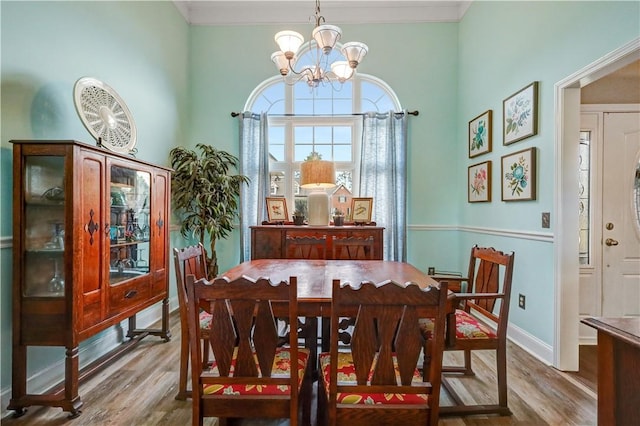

554,37,640,370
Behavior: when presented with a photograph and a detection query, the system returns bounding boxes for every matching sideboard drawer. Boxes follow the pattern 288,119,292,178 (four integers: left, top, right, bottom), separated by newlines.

250,225,384,260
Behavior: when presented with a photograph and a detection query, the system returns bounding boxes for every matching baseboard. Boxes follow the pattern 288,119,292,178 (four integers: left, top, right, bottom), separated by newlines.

1,296,178,419
507,321,554,366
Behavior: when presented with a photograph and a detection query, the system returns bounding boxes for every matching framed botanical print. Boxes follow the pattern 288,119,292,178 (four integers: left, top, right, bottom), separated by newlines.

468,110,492,158
351,197,373,223
501,147,537,201
468,161,492,203
266,197,288,222
503,81,538,145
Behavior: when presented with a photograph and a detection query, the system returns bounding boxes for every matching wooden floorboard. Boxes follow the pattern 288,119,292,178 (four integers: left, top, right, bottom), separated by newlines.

1,312,596,425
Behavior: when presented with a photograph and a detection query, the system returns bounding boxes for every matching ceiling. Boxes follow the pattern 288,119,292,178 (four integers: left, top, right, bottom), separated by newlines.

173,1,472,25
582,59,640,104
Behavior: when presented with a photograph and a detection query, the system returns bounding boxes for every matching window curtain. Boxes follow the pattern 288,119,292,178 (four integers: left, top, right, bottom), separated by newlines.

239,112,268,262
360,111,408,262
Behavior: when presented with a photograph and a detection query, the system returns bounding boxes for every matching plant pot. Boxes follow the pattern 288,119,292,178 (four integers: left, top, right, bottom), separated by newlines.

293,215,305,226
333,215,344,226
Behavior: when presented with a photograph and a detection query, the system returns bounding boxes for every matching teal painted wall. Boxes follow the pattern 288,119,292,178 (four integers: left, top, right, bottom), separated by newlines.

1,0,639,415
455,1,639,345
0,0,188,411
188,22,460,273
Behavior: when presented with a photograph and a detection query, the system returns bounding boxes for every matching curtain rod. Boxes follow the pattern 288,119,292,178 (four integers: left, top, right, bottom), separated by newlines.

230,110,419,117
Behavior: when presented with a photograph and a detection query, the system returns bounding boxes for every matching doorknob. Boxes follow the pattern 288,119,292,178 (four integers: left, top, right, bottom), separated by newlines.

605,238,619,246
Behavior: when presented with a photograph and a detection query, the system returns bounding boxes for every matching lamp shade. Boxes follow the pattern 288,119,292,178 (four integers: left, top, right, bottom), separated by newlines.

312,24,342,55
274,30,304,59
341,42,368,68
300,160,335,189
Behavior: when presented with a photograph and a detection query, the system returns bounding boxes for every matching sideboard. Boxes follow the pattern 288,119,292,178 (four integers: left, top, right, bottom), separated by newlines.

250,224,384,260
581,317,640,425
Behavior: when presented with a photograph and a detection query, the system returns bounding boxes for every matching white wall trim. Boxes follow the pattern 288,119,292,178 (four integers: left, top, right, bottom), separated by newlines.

554,37,640,371
0,236,12,249
581,104,640,113
507,321,554,366
409,224,554,243
471,307,554,366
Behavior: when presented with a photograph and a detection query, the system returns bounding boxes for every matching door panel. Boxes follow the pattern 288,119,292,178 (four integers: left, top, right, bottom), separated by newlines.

602,112,640,317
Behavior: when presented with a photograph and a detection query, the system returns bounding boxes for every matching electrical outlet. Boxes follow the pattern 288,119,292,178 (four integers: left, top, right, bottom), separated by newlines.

518,294,526,309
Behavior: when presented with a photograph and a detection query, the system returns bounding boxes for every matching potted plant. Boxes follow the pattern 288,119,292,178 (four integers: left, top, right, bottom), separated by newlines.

292,209,305,226
333,208,345,226
169,144,249,277
293,199,307,226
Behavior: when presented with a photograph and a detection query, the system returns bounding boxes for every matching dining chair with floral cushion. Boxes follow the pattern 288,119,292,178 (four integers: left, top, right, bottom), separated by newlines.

319,278,449,426
173,243,212,400
421,245,515,417
185,274,312,426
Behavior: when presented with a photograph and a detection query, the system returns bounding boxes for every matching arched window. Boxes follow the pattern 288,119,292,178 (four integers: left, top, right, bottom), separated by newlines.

245,42,401,215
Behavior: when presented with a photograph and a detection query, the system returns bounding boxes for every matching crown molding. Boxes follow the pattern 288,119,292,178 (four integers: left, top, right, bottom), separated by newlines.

173,1,472,25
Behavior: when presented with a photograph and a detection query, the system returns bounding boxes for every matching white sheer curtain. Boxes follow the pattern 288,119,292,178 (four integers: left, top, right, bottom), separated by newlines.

360,111,408,261
239,112,268,262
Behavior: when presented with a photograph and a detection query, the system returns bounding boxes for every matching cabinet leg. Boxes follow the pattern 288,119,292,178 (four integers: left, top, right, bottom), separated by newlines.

127,315,137,339
10,344,27,402
161,297,171,341
65,346,80,404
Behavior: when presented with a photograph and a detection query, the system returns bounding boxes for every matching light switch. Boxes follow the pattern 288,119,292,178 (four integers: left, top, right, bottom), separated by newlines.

542,212,550,228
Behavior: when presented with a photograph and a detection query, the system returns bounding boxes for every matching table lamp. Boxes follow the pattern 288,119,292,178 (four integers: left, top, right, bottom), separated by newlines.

300,159,335,226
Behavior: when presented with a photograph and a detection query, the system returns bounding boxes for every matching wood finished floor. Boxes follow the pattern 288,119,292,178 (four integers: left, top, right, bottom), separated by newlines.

2,313,596,425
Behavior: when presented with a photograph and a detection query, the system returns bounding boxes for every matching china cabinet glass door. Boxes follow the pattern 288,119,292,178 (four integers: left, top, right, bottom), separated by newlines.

23,155,66,297
109,165,151,284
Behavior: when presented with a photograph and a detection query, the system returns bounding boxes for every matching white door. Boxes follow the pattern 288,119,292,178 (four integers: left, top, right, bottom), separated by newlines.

601,112,640,317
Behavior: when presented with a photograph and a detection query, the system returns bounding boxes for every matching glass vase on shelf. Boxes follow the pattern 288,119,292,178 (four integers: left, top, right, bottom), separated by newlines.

48,257,65,295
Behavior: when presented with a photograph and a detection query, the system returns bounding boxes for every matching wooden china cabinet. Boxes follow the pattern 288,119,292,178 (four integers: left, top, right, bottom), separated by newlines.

9,140,171,417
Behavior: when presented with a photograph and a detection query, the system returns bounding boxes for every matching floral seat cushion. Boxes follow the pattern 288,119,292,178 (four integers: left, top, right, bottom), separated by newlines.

420,309,497,340
202,347,309,396
318,352,428,405
199,310,212,329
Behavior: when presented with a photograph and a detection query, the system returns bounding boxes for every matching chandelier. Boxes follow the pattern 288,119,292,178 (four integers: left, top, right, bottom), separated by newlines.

271,0,368,88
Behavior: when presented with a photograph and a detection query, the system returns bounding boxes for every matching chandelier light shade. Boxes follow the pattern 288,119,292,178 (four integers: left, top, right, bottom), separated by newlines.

300,159,336,226
271,0,368,88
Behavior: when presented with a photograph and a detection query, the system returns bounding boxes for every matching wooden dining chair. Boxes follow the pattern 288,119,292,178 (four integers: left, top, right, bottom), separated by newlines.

173,244,212,400
422,245,515,417
319,279,449,426
285,235,327,259
185,274,312,426
331,235,375,260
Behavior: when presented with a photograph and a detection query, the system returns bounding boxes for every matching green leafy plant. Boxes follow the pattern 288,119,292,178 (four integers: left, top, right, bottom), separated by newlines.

169,144,249,277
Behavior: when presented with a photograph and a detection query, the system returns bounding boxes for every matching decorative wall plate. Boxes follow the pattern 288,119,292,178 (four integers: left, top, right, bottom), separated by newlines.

73,77,137,154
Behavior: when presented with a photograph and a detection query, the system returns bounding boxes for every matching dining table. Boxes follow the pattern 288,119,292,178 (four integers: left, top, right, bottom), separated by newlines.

219,259,457,356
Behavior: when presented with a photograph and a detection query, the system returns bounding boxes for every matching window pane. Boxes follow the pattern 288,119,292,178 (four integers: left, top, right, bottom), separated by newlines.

269,126,285,161
314,145,332,160
270,171,286,196
295,97,313,114
253,81,286,114
362,81,395,112
295,145,314,161
578,131,591,265
336,170,353,192
333,126,351,143
316,126,332,142
334,145,352,162
334,99,352,114
295,127,313,143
